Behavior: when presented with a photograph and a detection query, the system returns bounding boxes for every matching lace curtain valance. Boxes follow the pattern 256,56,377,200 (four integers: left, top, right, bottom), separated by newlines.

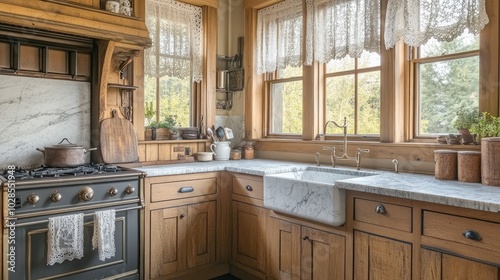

384,0,489,49
256,0,313,74
313,0,380,63
145,0,203,82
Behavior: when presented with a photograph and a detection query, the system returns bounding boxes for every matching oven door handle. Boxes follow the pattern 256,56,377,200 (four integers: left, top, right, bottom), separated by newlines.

6,204,144,228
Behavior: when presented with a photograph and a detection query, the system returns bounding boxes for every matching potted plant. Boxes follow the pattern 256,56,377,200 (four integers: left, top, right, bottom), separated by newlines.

470,112,500,141
453,106,480,135
163,114,179,140
144,102,157,140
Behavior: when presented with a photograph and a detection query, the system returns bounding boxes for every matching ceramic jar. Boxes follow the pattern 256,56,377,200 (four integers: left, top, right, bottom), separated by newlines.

210,141,231,161
119,0,132,16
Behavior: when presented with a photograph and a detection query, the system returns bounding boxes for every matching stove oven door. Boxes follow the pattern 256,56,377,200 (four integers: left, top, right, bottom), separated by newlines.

8,204,140,280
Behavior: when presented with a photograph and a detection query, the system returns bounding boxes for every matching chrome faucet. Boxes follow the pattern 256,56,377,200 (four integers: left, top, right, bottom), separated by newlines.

320,117,370,170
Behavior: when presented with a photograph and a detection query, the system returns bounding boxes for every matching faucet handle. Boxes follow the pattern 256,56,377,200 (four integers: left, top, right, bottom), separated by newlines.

315,152,321,166
357,148,370,154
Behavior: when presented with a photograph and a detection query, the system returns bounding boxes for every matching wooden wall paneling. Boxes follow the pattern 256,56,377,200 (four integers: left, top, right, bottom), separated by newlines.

77,52,91,77
244,7,264,139
138,143,146,162
480,0,499,116
0,42,9,68
145,143,159,161
68,0,100,8
47,48,69,74
19,45,40,71
158,144,171,161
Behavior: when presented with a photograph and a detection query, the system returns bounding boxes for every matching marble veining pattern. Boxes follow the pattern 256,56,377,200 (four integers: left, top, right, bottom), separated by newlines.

134,159,500,213
214,115,245,147
264,173,346,226
0,76,91,168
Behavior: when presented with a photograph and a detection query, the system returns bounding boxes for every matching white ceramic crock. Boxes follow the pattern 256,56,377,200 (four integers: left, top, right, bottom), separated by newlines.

210,141,231,160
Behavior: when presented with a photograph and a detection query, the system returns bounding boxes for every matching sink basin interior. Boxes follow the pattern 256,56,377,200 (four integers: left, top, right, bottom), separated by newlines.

263,167,377,226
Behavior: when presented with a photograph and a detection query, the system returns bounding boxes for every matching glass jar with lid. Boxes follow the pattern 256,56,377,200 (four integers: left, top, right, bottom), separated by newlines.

243,142,254,159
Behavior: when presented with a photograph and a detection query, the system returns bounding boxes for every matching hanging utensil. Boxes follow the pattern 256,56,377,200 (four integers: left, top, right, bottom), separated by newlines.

206,127,215,142
216,126,225,141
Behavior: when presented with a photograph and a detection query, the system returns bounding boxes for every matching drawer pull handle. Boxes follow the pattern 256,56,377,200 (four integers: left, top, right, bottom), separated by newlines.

178,187,194,193
245,185,253,191
463,230,482,241
375,204,387,214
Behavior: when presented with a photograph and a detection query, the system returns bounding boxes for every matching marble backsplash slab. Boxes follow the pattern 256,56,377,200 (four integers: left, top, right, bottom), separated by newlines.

214,115,245,148
0,75,91,169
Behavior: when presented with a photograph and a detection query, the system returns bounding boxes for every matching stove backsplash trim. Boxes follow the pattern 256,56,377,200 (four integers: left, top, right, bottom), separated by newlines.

0,75,91,169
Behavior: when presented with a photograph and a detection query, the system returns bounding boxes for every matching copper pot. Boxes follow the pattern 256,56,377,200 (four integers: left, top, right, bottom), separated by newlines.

36,138,96,167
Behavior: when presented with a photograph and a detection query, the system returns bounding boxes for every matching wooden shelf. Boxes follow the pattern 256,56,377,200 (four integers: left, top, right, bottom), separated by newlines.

108,83,138,90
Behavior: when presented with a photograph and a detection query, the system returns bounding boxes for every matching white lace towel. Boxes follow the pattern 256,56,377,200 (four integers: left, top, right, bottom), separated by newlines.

47,213,84,265
92,209,116,261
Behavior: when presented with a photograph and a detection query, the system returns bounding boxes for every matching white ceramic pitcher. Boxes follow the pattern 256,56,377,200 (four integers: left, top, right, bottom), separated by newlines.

210,141,231,160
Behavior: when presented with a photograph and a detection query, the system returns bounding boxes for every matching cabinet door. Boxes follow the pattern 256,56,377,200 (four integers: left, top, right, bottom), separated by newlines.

232,201,267,273
187,201,217,268
354,231,411,280
301,226,345,280
421,248,499,280
150,206,188,278
268,217,301,280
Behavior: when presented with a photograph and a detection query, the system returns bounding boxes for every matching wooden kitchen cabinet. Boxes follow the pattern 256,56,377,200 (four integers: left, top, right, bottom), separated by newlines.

268,217,346,280
145,172,227,280
231,174,268,279
353,231,411,280
349,192,413,280
420,248,499,279
149,201,216,278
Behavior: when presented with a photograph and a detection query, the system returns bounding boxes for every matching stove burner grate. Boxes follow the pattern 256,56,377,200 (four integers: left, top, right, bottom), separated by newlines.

1,164,123,180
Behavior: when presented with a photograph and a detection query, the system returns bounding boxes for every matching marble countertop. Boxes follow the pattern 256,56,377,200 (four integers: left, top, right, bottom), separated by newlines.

133,159,500,213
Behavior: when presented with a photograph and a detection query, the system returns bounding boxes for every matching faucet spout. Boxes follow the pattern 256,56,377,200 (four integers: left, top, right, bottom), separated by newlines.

317,117,370,170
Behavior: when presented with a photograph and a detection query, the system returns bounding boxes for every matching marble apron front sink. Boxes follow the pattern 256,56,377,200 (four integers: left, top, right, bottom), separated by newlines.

263,167,376,226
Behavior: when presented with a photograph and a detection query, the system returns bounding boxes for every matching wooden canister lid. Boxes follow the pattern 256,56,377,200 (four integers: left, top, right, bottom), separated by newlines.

481,137,500,142
457,151,481,155
434,150,457,154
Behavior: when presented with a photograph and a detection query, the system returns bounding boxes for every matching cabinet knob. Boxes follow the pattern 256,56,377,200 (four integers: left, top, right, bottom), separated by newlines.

245,185,253,191
180,214,185,219
463,230,482,241
375,204,387,214
303,236,310,241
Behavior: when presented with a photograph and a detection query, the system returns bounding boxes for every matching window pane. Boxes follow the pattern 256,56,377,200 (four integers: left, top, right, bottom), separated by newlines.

418,56,479,135
358,51,380,68
158,75,191,127
420,31,479,58
358,71,380,134
277,65,302,79
144,75,157,126
325,75,355,134
270,81,303,134
326,56,355,73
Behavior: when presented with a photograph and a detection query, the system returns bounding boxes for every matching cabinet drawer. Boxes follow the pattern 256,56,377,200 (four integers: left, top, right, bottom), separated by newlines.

354,198,412,232
151,178,217,202
233,176,263,200
423,211,500,253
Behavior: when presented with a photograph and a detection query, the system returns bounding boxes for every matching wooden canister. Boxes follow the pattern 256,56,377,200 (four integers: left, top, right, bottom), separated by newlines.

481,137,500,186
457,151,481,183
434,150,457,180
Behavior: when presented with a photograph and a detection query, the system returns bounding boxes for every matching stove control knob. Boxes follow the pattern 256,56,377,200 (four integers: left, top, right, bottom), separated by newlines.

108,187,118,197
124,185,135,195
50,192,62,203
79,186,94,202
27,194,39,205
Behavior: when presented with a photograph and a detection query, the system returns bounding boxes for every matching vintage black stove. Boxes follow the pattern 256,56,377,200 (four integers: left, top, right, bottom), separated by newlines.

1,164,145,280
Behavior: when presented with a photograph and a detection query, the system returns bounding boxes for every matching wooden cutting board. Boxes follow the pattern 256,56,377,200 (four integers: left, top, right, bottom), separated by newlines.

100,110,138,164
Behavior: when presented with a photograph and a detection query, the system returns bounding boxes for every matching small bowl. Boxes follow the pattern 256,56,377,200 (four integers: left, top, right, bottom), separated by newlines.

197,152,213,162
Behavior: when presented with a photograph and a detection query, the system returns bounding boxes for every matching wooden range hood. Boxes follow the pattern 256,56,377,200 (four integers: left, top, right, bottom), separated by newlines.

0,0,151,47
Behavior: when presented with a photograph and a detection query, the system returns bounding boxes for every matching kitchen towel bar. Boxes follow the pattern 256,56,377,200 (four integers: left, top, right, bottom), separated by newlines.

6,204,144,228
